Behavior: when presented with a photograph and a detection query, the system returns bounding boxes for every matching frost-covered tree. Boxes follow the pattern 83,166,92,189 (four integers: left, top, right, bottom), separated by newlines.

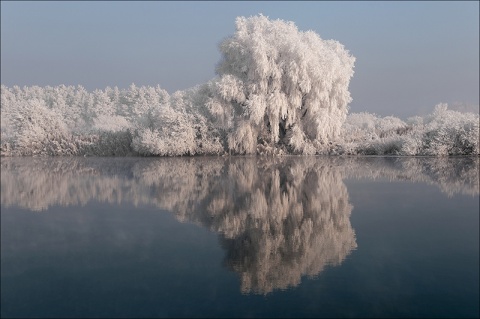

131,84,224,156
206,14,355,154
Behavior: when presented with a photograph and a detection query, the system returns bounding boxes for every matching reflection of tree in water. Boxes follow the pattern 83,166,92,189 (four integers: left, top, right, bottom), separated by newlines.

213,158,356,295
1,156,357,294
132,157,357,294
1,156,478,294
142,157,356,293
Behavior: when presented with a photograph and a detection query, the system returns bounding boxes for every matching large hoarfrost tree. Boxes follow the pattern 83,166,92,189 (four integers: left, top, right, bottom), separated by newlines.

206,14,356,154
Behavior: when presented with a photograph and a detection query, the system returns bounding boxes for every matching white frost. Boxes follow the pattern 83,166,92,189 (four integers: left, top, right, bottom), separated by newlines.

1,15,478,157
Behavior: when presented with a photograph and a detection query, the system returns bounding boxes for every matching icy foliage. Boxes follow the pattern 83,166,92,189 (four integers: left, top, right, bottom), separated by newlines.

209,14,355,154
0,83,226,156
2,86,478,157
1,84,142,156
1,15,478,157
337,104,479,156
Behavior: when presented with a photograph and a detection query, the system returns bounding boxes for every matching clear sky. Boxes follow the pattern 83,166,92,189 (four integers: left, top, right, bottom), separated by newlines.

1,1,478,118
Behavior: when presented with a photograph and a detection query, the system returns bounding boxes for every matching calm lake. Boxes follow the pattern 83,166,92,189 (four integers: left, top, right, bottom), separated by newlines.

1,156,478,318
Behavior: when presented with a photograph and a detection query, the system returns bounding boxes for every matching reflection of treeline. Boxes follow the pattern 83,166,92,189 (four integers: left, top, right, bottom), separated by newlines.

0,157,150,211
1,157,477,212
338,156,479,197
1,156,478,294
0,156,358,294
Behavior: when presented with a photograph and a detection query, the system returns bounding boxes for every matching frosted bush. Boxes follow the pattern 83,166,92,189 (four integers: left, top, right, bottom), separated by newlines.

2,99,78,156
131,92,195,156
418,104,479,156
336,104,479,156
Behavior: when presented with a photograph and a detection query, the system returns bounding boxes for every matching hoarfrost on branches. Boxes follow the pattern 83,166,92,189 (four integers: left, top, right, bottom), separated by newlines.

1,15,478,157
209,14,355,154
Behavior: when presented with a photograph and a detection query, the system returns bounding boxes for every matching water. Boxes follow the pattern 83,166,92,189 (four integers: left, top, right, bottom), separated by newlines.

1,156,478,318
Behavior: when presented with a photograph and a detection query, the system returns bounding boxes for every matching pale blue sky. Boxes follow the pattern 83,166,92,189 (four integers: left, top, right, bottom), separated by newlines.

1,1,478,118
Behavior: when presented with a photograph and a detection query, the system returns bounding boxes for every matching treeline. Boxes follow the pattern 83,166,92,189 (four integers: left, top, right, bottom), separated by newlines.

1,84,478,156
1,15,478,156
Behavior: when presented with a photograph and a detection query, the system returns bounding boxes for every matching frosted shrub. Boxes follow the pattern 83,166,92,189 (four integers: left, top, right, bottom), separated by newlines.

131,85,224,156
3,99,76,156
207,14,355,154
336,104,479,156
176,85,225,155
339,112,408,155
131,99,196,156
418,104,479,156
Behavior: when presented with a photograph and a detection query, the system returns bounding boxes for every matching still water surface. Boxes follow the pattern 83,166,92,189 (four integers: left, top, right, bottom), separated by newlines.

1,156,478,318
